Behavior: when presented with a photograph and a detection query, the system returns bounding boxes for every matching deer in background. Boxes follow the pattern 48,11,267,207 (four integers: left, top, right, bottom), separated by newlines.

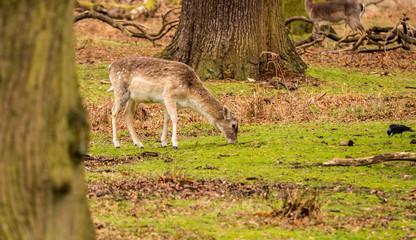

108,56,239,149
305,0,365,37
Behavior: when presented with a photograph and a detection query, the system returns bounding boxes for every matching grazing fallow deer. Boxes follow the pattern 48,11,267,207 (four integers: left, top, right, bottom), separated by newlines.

305,0,365,36
108,56,239,149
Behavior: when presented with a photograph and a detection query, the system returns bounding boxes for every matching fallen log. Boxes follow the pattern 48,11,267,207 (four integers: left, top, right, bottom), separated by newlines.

323,152,416,166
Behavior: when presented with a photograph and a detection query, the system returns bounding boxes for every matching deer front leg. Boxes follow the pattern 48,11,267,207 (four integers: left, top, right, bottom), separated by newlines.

112,104,122,148
161,108,170,148
164,99,179,149
125,100,144,148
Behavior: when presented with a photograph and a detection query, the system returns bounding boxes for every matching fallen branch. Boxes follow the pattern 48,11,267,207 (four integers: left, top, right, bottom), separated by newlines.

323,152,416,166
287,15,415,52
356,44,402,53
365,0,385,7
74,9,179,45
285,16,314,26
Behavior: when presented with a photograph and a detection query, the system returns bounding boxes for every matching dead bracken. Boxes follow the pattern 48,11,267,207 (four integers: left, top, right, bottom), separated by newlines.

86,173,300,201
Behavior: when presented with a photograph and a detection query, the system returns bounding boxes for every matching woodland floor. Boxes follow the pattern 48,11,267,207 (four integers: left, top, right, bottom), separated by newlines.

75,5,416,239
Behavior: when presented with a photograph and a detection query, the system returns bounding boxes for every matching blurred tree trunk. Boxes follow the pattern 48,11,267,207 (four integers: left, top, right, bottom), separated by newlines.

0,0,95,239
157,0,307,81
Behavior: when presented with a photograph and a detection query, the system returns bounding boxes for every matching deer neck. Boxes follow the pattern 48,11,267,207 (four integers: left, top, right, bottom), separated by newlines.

304,0,314,15
188,88,224,126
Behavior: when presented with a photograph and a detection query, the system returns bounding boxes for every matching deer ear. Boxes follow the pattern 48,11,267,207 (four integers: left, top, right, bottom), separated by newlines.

223,106,232,119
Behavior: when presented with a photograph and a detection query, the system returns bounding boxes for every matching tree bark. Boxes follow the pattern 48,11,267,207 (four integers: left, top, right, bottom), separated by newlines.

157,0,307,81
0,0,95,239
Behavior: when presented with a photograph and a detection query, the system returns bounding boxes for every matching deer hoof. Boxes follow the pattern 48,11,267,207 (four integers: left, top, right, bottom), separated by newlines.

135,143,144,149
172,146,178,149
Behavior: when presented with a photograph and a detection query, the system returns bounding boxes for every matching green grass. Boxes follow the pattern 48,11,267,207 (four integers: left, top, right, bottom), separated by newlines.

89,121,416,187
306,67,416,96
79,60,416,239
77,63,112,104
76,63,416,103
86,121,416,239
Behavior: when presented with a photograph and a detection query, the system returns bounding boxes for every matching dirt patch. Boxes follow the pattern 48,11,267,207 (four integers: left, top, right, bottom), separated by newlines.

84,154,140,167
85,162,389,202
86,172,300,201
84,152,167,168
301,48,416,72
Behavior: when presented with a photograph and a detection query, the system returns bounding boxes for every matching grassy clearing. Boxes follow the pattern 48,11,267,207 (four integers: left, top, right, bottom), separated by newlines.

74,2,416,238
77,63,111,104
78,59,416,239
77,62,416,101
88,121,416,187
306,67,416,96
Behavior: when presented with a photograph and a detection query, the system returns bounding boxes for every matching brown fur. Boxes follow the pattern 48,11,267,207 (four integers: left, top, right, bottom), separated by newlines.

305,0,365,35
108,56,239,148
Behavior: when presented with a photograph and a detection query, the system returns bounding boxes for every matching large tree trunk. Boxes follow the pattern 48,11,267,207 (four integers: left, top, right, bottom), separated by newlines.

157,0,307,81
0,1,95,239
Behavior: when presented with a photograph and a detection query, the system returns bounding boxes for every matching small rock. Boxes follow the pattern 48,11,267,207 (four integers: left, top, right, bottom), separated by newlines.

404,175,412,180
339,140,354,146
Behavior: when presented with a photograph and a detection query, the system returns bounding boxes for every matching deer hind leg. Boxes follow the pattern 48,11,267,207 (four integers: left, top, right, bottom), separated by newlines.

356,23,365,35
124,100,144,148
322,25,331,48
111,90,130,148
160,108,170,148
343,23,348,37
163,98,179,149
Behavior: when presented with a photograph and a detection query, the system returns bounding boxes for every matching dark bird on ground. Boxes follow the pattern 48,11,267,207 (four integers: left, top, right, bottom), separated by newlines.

387,124,415,136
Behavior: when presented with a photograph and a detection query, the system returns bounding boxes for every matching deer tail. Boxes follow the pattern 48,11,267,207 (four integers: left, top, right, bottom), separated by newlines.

359,4,365,18
107,85,114,92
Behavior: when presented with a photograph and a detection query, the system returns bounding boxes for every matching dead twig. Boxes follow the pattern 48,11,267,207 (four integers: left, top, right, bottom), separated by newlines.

74,9,179,45
77,39,91,51
365,0,385,7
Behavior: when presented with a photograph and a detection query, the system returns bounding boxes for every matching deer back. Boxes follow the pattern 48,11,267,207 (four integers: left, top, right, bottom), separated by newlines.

109,56,223,115
305,0,364,27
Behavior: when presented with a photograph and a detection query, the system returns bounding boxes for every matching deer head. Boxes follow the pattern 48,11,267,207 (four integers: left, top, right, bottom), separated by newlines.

216,106,239,144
